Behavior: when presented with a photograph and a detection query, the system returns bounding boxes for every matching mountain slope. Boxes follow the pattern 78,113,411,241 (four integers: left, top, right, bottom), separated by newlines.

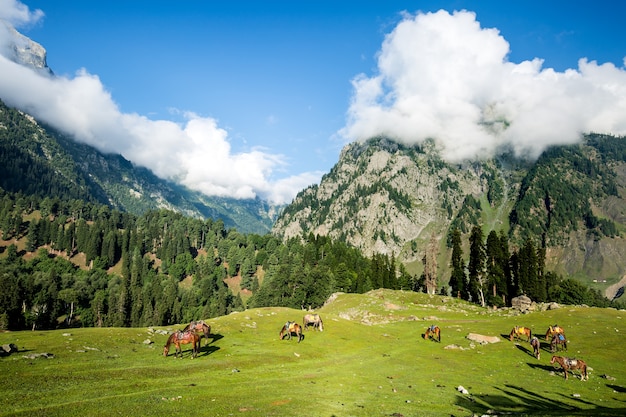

272,135,626,292
0,99,279,234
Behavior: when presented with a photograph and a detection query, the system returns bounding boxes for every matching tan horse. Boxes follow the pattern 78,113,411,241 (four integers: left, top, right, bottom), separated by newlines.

183,320,211,346
509,326,532,342
550,355,588,380
303,314,324,331
163,330,200,359
545,324,564,341
423,325,441,342
279,321,303,343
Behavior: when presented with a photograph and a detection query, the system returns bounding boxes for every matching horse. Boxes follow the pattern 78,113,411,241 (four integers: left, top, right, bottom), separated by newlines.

303,314,324,331
279,321,303,343
550,333,567,353
550,355,588,381
509,326,532,342
423,325,441,342
530,336,541,360
545,324,564,341
163,330,200,359
183,320,211,346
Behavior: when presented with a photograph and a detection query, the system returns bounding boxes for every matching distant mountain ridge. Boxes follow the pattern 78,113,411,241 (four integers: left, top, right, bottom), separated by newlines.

272,136,626,296
0,100,280,234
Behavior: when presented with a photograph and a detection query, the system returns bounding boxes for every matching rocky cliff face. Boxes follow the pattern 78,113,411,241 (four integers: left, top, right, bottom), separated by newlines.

273,138,513,262
1,22,51,74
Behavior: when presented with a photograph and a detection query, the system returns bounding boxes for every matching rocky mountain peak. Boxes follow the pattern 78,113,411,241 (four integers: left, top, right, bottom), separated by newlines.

1,21,52,75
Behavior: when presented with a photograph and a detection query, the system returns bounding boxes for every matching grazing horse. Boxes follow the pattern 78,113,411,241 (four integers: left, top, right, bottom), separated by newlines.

303,314,324,331
550,333,567,353
423,325,441,342
550,355,588,381
530,336,541,359
509,326,532,342
183,320,211,346
545,324,564,341
279,321,303,343
163,330,200,359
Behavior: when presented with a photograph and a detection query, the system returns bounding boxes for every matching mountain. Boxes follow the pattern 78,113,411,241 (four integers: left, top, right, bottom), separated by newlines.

0,99,280,234
1,20,52,75
272,136,626,297
0,23,280,234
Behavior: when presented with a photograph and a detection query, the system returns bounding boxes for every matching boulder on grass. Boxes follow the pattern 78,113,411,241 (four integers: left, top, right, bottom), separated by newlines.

511,295,532,312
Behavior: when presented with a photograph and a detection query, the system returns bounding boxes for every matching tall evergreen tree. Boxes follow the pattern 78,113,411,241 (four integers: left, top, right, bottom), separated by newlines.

485,230,508,306
468,225,486,306
449,228,466,299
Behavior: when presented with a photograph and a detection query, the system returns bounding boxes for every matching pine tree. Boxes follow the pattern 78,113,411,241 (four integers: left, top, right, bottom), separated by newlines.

449,228,466,299
468,225,486,306
485,230,508,306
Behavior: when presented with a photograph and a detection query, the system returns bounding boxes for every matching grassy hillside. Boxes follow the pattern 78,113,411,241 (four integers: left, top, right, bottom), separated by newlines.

1,290,625,416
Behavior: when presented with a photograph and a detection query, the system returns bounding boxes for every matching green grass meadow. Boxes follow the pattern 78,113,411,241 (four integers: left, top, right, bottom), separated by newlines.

1,290,625,416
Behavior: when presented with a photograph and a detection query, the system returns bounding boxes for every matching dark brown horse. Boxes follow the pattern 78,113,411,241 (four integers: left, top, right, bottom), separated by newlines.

163,330,200,358
550,333,567,353
303,314,324,331
279,321,303,343
550,355,588,380
509,326,532,342
183,320,211,346
423,325,441,342
545,324,564,341
530,336,541,359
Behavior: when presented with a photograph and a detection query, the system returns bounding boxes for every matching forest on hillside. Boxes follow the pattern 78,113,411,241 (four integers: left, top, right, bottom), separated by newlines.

0,188,620,331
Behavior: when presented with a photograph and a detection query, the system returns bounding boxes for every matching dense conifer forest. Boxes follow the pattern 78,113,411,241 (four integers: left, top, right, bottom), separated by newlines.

0,188,620,331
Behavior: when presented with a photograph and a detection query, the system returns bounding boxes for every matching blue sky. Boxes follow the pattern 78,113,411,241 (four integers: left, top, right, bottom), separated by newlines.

1,1,626,204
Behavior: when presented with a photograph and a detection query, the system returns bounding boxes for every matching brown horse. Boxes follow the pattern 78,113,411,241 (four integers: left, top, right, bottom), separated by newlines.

279,321,303,343
163,330,200,358
550,333,567,353
550,355,588,380
509,326,532,342
423,325,441,342
530,336,541,359
183,320,211,346
545,324,564,341
303,314,324,331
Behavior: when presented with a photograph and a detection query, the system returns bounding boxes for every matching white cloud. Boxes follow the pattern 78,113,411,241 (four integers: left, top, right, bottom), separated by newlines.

0,0,43,27
341,9,626,161
0,2,319,205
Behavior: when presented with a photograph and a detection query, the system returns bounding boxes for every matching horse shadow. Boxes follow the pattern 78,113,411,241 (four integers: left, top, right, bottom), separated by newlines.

607,384,626,393
421,333,440,342
208,333,224,344
526,362,555,372
198,345,220,357
515,343,534,358
281,332,305,342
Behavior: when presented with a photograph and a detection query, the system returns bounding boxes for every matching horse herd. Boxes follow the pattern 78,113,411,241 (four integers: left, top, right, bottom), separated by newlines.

163,314,324,357
163,316,588,381
507,324,588,381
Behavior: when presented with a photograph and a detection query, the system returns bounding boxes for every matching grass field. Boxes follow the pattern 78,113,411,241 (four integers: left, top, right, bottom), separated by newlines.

1,289,625,416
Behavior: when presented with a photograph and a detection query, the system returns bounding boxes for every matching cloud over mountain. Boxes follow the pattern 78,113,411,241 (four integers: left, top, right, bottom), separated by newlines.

0,0,318,205
341,10,626,161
